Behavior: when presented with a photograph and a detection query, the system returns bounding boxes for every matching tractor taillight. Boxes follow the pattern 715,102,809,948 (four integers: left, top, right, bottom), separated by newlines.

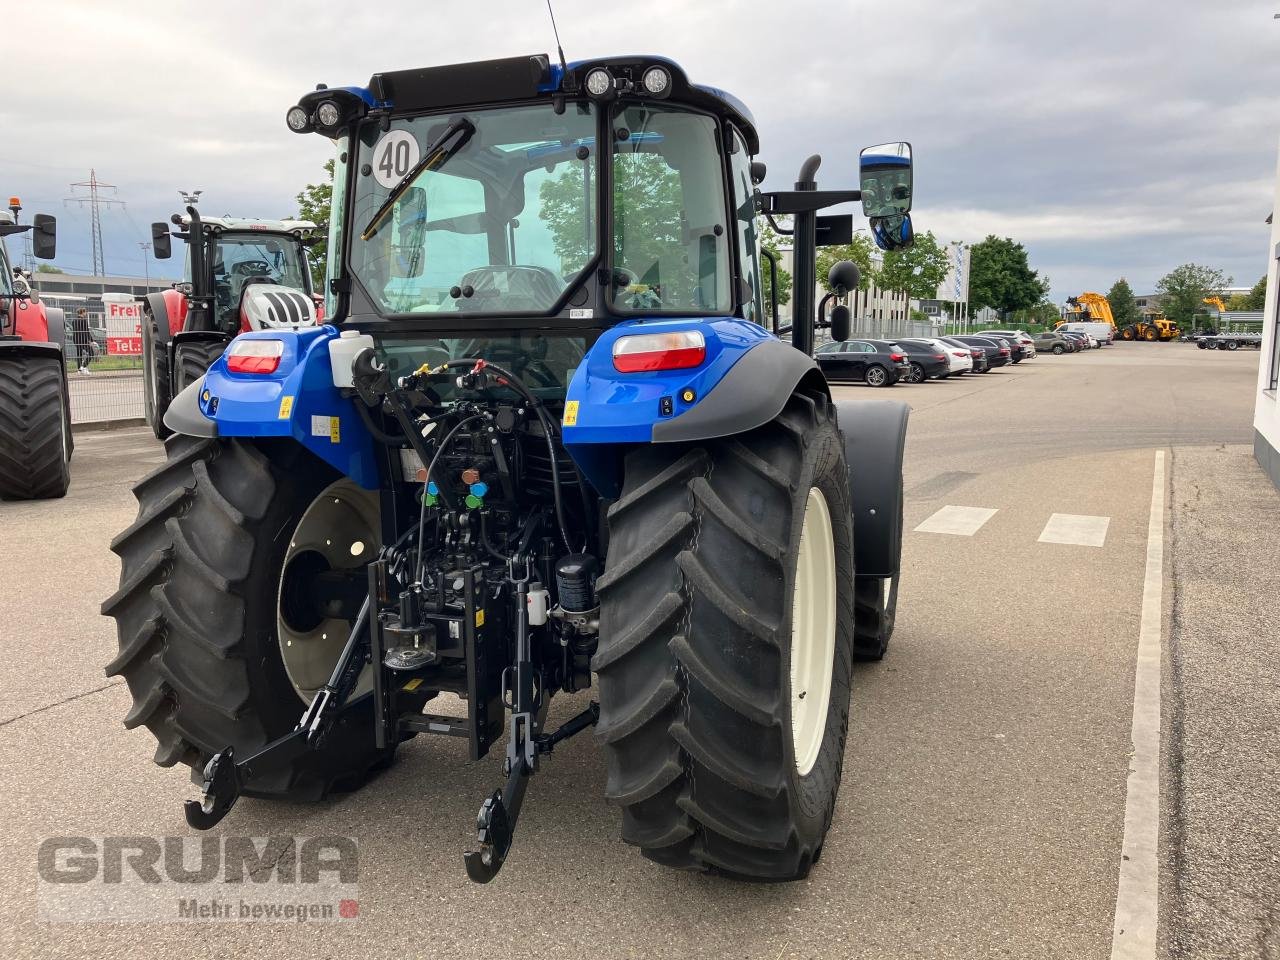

612,330,706,373
226,339,284,374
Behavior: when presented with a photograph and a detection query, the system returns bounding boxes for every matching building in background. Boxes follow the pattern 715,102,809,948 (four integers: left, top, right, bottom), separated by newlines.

27,272,173,333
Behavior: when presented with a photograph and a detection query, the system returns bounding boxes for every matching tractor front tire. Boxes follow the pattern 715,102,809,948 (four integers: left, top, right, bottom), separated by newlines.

0,354,71,501
173,340,227,394
595,392,856,880
102,436,393,799
142,311,173,441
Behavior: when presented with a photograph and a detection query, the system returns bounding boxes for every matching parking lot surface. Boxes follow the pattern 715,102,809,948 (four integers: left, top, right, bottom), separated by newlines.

0,343,1270,959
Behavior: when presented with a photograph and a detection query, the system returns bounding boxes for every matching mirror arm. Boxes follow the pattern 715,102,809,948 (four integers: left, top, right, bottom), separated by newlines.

760,189,861,215
762,211,792,236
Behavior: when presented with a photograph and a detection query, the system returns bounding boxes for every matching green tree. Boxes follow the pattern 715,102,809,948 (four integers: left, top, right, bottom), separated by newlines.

1106,277,1139,329
816,232,873,294
875,229,950,300
295,159,335,288
35,263,64,274
967,235,1049,320
759,221,792,309
1154,263,1232,328
1226,292,1252,311
1244,275,1267,311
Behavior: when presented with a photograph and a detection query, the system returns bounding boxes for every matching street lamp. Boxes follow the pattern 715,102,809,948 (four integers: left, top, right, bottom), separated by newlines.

179,189,202,207
138,241,151,287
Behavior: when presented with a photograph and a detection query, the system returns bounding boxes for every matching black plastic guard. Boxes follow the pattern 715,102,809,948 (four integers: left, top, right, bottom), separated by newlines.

163,376,217,438
833,398,908,578
652,339,827,444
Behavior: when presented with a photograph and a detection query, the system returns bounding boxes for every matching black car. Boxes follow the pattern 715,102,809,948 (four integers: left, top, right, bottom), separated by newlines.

952,335,1012,369
940,337,989,373
814,338,912,387
897,339,954,383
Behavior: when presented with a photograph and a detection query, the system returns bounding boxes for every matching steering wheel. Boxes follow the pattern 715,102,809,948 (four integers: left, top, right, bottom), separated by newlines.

232,259,272,277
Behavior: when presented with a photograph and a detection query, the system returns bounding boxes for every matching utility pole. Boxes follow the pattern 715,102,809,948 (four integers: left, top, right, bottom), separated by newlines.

138,241,152,287
66,170,125,276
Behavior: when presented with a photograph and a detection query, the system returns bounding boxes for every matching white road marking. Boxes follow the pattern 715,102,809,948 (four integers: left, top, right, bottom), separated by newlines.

1110,450,1165,960
913,505,997,536
1038,513,1111,547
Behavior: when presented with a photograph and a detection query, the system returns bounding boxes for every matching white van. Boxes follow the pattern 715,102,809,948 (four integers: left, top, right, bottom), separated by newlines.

1058,321,1114,345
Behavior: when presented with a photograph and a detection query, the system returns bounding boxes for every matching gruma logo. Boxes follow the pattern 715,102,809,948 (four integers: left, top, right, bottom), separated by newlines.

37,836,359,923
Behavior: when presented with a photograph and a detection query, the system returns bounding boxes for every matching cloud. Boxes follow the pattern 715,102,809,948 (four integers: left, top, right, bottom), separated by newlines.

4,0,1276,297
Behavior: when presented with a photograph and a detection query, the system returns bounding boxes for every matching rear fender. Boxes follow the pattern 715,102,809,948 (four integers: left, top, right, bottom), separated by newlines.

145,289,187,343
561,318,825,498
833,397,908,578
11,298,52,342
178,326,378,488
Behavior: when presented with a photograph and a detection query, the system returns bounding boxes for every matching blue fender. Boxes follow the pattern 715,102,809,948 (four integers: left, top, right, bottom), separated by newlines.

179,326,380,489
561,317,825,498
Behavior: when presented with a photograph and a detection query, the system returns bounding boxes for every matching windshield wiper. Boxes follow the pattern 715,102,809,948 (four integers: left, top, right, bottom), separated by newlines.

360,117,476,241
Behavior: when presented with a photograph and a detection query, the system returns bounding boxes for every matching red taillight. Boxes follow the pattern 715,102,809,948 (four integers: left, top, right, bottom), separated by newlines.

612,330,706,373
999,348,1010,355
953,351,967,358
934,354,946,360
890,352,904,362
226,338,284,374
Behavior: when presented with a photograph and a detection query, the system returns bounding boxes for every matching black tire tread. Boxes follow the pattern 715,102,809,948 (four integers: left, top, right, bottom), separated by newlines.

174,340,227,393
0,354,70,500
595,393,856,880
102,435,391,796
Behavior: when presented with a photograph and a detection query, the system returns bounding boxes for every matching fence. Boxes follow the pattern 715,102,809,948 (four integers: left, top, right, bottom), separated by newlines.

41,295,145,425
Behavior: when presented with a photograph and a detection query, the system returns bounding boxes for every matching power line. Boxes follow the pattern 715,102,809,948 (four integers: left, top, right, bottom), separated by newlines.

65,170,126,276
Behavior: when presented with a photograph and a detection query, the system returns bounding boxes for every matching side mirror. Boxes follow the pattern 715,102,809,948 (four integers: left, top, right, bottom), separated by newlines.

31,214,56,260
749,160,767,185
860,142,912,218
830,304,851,342
151,222,172,260
870,214,914,252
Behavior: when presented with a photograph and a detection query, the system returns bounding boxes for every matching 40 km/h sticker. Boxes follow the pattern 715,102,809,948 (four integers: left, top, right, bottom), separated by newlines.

371,131,421,190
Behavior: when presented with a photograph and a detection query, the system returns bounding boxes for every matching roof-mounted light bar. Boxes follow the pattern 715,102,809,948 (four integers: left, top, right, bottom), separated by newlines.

285,87,373,136
581,62,673,102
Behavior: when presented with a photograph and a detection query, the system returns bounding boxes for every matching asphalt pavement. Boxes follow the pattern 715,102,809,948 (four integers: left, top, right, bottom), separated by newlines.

0,341,1271,959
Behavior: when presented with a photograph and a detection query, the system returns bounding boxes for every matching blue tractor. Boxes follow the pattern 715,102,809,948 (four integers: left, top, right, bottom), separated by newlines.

104,54,914,883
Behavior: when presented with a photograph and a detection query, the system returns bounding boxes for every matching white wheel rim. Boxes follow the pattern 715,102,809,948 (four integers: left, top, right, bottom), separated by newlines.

868,367,884,385
278,479,379,702
790,487,838,777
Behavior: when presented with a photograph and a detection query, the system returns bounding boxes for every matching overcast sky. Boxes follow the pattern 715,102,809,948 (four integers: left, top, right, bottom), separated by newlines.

4,0,1277,301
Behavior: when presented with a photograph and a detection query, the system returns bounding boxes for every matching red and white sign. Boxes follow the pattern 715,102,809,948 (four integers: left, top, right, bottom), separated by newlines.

104,299,143,355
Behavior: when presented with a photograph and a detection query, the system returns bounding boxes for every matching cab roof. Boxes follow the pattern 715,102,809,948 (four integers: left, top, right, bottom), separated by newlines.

306,53,760,154
177,215,317,235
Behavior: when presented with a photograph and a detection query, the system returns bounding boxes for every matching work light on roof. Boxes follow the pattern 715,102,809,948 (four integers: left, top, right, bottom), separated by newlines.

286,106,311,133
316,100,342,128
641,66,671,97
584,67,613,98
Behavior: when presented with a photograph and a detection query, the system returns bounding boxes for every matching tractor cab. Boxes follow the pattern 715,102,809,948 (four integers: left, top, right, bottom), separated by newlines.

153,214,320,334
284,55,912,402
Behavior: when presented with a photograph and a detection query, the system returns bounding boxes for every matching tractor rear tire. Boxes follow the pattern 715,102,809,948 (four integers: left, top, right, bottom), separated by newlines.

173,340,227,394
595,391,856,880
102,435,394,799
0,354,71,501
1121,326,1137,341
142,310,172,441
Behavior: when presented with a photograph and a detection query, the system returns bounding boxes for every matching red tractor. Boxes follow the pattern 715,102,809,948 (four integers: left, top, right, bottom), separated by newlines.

0,197,70,500
141,207,321,438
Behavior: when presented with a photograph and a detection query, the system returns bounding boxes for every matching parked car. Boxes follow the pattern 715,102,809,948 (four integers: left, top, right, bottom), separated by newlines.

940,337,989,373
1057,320,1114,345
897,338,957,382
814,338,911,387
951,335,1012,369
1060,331,1092,350
1032,330,1075,354
985,329,1037,359
909,337,975,376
